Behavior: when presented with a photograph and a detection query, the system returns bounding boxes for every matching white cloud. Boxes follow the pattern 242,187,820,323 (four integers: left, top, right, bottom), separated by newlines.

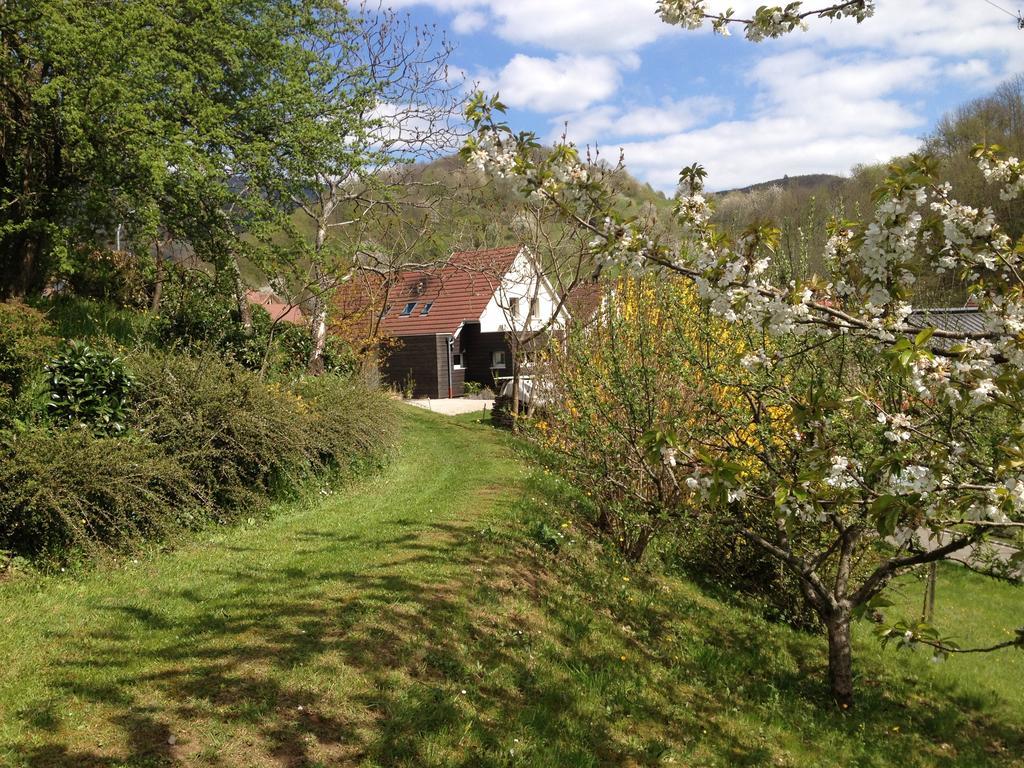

397,0,1020,190
619,117,922,192
946,58,994,82
487,0,671,54
556,96,732,145
476,54,622,112
452,10,488,34
591,50,933,190
388,0,674,53
772,0,1024,74
751,50,936,105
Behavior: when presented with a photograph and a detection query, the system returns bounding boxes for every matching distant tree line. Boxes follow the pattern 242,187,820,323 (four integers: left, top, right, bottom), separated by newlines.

709,76,1024,305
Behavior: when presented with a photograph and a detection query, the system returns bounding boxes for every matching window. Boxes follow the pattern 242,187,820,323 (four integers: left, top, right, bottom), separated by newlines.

420,302,433,315
491,350,506,369
452,351,463,368
399,302,417,316
529,297,539,317
508,297,519,318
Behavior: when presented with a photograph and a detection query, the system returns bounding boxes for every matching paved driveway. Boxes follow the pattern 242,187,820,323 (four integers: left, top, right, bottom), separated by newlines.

406,398,495,416
896,528,1022,577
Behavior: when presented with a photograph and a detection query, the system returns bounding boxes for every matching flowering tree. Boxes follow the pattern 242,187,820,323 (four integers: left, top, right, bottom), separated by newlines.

462,3,1024,706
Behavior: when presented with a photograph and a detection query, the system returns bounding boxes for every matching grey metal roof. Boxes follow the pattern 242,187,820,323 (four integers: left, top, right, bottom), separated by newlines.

906,307,986,351
907,307,986,335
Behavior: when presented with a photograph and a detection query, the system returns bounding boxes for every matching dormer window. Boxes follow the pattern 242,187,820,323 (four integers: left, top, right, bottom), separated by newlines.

420,302,433,315
399,302,417,316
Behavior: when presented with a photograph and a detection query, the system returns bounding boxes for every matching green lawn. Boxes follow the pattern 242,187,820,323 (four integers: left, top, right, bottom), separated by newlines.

0,407,1021,767
859,561,1023,714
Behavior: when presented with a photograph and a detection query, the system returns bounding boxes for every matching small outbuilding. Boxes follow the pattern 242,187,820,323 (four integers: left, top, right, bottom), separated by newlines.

337,245,568,398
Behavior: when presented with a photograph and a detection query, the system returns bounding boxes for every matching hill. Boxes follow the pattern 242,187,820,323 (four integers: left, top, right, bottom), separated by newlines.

715,173,847,197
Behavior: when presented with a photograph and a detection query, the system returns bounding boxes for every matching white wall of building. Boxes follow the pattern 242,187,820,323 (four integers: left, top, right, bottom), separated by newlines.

477,247,567,334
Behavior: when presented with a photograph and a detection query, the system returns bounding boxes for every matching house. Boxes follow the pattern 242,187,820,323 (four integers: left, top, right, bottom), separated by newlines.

906,306,983,351
336,245,569,398
246,290,305,325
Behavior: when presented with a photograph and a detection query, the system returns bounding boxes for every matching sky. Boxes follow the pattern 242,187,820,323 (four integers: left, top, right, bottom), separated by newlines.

386,0,1024,192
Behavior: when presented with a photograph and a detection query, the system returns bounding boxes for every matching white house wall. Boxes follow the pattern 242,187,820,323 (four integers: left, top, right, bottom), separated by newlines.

478,248,566,333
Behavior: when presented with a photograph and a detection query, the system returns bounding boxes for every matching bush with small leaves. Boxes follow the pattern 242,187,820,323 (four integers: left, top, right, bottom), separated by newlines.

128,351,394,511
0,428,201,563
0,301,56,403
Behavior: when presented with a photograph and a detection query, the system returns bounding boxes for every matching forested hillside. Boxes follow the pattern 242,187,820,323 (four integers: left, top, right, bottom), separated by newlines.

707,76,1024,303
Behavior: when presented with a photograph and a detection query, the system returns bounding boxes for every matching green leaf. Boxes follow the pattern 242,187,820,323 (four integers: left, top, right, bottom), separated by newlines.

914,327,936,347
871,495,901,537
774,485,790,508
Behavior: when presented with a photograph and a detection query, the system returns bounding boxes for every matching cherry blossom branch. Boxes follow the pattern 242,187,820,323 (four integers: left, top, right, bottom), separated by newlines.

658,1,874,40
886,631,1024,655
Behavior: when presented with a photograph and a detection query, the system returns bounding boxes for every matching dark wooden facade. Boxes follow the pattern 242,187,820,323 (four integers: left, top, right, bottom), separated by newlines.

381,333,466,399
459,324,513,389
380,324,516,398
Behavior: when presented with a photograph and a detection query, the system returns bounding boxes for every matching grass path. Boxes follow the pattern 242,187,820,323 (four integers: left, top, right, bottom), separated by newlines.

0,406,522,767
1,406,1022,767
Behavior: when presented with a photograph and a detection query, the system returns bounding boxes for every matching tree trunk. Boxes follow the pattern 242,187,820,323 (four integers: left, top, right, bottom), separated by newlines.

2,229,40,298
922,562,937,623
306,221,331,376
150,241,165,313
509,337,520,430
826,612,854,708
307,263,330,376
228,256,252,330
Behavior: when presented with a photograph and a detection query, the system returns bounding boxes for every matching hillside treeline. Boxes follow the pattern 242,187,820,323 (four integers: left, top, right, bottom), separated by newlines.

710,76,1024,305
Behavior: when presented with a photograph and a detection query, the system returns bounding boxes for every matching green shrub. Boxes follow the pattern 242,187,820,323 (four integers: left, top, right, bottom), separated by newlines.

148,269,243,351
274,319,357,377
128,352,392,509
543,276,820,627
149,269,355,375
46,341,134,434
0,301,56,402
64,247,153,308
0,346,394,565
659,515,823,631
0,428,201,563
128,351,312,510
294,374,396,473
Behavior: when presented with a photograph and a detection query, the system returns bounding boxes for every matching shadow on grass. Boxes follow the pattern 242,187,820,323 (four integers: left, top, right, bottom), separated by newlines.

10,491,1024,767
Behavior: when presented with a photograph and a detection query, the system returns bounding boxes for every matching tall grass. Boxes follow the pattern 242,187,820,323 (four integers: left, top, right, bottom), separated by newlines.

30,296,150,345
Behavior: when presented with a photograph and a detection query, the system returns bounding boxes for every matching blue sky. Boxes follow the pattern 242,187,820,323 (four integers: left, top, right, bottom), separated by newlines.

389,0,1023,191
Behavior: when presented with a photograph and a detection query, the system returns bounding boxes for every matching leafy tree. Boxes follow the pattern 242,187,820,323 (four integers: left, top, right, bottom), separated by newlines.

281,4,464,373
926,74,1024,240
0,0,371,312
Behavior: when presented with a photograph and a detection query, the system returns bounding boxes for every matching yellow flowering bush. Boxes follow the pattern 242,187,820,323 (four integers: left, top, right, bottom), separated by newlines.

544,276,773,551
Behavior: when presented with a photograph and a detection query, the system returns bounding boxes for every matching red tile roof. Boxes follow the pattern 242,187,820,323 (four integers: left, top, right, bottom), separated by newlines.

565,279,604,322
246,290,305,325
336,246,522,337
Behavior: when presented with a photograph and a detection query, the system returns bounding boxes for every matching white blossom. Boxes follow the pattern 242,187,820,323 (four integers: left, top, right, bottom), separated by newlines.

883,413,912,443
